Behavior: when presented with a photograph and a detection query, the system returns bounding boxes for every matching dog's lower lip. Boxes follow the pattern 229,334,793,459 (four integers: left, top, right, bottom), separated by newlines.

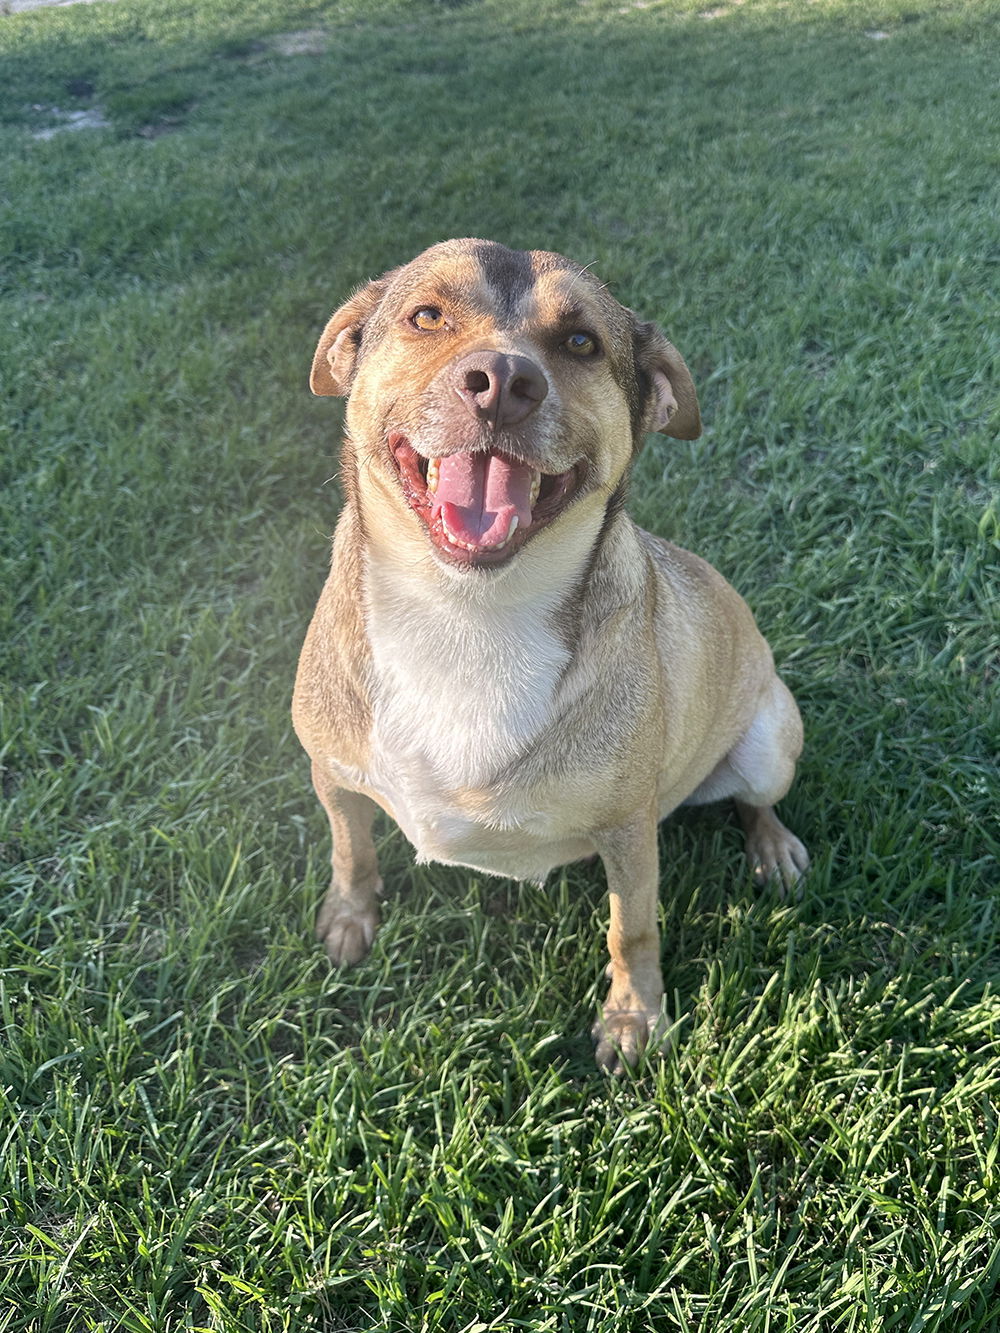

389,436,582,566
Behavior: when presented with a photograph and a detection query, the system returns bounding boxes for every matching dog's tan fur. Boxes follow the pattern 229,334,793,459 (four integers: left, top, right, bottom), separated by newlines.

293,239,808,1070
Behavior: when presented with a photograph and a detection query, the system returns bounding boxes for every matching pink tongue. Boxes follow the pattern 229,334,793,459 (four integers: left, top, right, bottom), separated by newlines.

430,451,535,548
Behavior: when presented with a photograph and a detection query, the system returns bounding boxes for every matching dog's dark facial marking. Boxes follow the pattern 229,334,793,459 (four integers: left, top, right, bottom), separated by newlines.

472,242,537,325
550,470,633,654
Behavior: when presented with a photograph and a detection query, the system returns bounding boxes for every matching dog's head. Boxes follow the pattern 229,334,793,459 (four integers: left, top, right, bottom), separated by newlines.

311,239,700,571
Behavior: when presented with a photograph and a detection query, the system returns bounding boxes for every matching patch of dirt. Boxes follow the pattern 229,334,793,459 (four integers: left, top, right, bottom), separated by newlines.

215,29,328,65
137,112,187,139
268,29,328,57
699,0,746,16
2,0,114,13
31,105,109,139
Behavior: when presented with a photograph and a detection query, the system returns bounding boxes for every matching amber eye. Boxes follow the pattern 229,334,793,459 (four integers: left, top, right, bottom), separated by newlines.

411,307,447,331
565,331,598,356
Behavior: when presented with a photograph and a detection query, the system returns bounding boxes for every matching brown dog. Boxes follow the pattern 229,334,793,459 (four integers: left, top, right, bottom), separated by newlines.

293,239,808,1071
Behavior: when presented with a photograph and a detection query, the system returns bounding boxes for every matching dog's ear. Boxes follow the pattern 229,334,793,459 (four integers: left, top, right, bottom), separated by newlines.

310,277,390,396
632,318,701,440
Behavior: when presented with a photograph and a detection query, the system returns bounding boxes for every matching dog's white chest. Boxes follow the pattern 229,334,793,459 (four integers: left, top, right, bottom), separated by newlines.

360,561,579,876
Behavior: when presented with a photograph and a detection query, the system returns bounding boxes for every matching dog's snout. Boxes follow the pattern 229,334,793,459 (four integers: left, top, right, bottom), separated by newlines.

452,351,548,428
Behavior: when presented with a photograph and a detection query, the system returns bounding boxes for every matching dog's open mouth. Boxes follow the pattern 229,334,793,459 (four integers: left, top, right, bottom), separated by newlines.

389,437,584,566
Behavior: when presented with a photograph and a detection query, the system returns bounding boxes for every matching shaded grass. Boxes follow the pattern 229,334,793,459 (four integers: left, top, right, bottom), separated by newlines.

1,0,998,1328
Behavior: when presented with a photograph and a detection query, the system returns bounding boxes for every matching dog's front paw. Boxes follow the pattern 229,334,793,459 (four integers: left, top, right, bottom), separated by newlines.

591,1008,661,1074
316,904,379,965
316,881,382,966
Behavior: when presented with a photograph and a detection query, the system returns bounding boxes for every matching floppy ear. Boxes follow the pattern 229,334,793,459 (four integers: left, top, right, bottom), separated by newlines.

310,277,391,396
632,318,701,440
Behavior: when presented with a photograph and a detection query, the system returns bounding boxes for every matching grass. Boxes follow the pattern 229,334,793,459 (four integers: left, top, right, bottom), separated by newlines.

1,0,998,1327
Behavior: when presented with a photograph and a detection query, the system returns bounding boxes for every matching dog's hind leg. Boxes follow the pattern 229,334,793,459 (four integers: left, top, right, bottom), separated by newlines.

311,762,383,965
687,675,809,892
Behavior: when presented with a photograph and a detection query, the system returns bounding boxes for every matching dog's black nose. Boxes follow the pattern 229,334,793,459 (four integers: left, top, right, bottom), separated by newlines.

451,351,548,428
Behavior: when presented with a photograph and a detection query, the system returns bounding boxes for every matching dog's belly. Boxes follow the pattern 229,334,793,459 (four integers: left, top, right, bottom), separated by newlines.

353,755,593,882
412,811,593,883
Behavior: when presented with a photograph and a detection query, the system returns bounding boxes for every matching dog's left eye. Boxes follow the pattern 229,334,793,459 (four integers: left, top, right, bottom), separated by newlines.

564,331,598,356
411,307,447,331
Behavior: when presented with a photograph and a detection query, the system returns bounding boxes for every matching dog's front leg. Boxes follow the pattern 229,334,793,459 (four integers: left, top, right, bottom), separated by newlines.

311,762,383,966
592,803,664,1073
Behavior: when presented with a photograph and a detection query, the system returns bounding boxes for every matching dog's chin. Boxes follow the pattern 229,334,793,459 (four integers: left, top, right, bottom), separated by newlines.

388,435,586,571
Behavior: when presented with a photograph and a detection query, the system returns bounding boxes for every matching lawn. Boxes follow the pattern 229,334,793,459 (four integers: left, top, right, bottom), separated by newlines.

1,0,998,1328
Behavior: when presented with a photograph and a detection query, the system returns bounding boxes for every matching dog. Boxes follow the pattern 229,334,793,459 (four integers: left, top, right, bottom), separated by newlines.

292,239,808,1071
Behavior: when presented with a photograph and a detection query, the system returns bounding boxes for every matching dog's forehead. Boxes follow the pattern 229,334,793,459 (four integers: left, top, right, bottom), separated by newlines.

388,239,625,330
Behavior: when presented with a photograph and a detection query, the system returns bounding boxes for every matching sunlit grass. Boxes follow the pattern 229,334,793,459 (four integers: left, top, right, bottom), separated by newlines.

1,0,998,1327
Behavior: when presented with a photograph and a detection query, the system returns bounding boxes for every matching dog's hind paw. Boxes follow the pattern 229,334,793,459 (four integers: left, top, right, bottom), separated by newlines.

746,815,810,890
738,803,809,895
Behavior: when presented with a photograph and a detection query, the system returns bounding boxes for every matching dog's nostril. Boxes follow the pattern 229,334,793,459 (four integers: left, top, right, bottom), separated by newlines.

464,370,492,395
510,374,539,402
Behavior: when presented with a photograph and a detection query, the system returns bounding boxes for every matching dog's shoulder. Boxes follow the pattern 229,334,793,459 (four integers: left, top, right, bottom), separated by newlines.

638,528,758,628
637,525,773,712
639,527,729,595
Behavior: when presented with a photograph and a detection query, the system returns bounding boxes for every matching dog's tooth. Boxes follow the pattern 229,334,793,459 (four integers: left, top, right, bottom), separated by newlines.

529,471,541,507
426,457,440,493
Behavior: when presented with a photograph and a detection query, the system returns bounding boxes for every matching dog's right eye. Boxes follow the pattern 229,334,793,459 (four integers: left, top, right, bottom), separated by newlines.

411,307,447,331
